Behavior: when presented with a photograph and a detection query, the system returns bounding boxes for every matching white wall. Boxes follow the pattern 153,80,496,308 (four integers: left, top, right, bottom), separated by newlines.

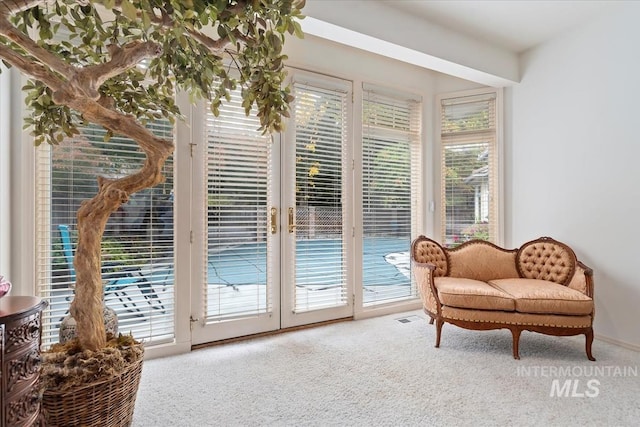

284,33,482,100
510,2,640,348
303,0,519,86
0,65,10,279
1,66,32,294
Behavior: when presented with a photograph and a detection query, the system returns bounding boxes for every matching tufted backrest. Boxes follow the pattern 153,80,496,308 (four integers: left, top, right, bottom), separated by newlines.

447,241,519,281
411,236,448,277
516,237,577,285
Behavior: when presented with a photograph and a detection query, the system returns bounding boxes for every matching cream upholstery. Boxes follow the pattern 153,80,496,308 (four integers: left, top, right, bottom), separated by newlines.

411,238,448,276
435,277,515,311
488,278,593,316
516,239,576,285
447,243,519,282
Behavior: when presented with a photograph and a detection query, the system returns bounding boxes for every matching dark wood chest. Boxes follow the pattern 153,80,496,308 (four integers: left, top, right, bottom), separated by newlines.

1,296,47,427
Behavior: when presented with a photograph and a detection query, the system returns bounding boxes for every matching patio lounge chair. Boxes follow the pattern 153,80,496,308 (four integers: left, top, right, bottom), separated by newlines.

58,224,169,317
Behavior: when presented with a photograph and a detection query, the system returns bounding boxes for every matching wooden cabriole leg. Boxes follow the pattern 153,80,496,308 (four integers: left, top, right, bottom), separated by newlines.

585,328,596,361
435,319,444,348
511,327,522,360
423,308,435,325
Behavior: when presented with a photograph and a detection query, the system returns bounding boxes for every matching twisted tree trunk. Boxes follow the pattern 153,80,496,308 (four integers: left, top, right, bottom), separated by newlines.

71,163,171,350
71,138,172,350
67,98,174,351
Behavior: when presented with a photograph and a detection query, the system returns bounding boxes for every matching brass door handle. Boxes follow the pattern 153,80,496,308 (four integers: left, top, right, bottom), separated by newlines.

288,207,296,233
270,207,277,234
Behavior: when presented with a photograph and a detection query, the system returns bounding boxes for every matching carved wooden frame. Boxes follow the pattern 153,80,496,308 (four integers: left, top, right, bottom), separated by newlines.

424,309,595,361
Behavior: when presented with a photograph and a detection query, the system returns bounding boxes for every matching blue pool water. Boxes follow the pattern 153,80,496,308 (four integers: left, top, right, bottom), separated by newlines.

207,237,410,287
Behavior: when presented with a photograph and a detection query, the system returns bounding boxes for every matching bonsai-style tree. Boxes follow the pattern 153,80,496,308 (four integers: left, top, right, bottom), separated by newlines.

0,0,304,351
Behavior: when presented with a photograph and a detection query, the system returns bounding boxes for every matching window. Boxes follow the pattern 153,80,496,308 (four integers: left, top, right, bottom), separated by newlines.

292,80,350,312
439,89,501,247
35,122,175,347
362,84,421,305
204,82,273,321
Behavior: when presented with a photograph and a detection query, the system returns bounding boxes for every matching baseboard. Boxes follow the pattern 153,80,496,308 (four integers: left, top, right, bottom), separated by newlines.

144,340,192,360
354,299,423,321
595,334,640,352
190,317,353,351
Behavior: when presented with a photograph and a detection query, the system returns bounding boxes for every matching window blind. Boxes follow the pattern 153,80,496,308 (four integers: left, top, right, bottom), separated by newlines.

440,92,497,247
204,84,273,321
362,85,421,305
292,81,349,312
36,122,175,347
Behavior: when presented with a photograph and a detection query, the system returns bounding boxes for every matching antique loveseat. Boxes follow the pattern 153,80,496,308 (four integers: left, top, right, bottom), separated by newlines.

411,236,595,360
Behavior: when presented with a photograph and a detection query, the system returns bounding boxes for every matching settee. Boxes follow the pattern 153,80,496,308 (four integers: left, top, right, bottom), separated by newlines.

411,236,595,360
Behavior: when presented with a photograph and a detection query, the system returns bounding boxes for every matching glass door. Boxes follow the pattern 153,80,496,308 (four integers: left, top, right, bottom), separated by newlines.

191,72,353,344
281,73,353,327
191,88,280,344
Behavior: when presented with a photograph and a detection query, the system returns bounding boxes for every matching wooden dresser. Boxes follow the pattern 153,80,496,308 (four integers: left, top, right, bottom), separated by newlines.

0,296,47,427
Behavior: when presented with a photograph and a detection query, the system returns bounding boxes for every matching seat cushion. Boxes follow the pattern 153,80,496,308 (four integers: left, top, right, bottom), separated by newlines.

488,278,593,316
435,277,515,311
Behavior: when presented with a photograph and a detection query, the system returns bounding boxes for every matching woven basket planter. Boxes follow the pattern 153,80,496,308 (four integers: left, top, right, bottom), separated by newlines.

42,350,143,427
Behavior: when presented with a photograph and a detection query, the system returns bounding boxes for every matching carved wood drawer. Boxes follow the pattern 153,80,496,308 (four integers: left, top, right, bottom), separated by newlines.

1,296,47,427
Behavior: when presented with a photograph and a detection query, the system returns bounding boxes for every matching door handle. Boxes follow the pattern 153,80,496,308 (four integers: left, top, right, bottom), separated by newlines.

288,207,296,233
270,207,278,234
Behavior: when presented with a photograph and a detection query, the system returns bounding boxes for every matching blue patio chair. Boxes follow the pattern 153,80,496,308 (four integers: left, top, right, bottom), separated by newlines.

58,224,169,317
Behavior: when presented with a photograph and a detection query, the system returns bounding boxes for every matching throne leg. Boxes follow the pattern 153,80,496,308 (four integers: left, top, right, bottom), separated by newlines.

585,328,596,361
511,327,522,360
435,319,444,348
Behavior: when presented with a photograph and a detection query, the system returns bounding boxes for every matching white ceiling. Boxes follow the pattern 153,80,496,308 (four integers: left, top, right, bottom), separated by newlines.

380,0,618,53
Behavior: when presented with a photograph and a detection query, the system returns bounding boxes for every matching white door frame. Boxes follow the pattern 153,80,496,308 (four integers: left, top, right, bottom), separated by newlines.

280,70,354,328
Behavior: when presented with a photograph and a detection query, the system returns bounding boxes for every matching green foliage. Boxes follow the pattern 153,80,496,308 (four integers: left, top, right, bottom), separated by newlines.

207,193,231,207
6,0,305,145
461,221,489,241
21,81,82,146
443,145,488,210
370,141,410,208
294,88,343,206
442,108,490,134
101,237,137,267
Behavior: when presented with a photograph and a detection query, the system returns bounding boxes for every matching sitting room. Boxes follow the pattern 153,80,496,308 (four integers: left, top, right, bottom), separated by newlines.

1,1,638,425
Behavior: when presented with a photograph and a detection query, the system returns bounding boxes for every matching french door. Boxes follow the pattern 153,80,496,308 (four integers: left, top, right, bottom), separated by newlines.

191,72,353,344
33,72,421,350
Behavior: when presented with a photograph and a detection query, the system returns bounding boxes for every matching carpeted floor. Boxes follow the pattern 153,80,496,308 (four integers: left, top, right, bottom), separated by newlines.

132,310,640,426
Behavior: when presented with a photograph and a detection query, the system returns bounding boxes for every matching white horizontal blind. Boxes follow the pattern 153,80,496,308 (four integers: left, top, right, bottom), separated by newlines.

36,122,175,347
440,92,497,247
204,85,272,321
362,86,421,305
292,82,348,312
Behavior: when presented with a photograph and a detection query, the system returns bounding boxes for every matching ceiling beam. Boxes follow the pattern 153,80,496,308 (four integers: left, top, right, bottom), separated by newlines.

302,1,520,87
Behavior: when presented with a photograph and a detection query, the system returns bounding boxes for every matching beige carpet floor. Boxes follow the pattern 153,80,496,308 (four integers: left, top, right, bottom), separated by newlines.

132,310,640,426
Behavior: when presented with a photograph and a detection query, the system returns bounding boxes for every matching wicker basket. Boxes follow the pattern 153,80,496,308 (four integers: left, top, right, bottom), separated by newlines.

42,355,143,427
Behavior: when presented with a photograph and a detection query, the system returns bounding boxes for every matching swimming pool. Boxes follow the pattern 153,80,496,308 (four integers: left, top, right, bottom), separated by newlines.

207,237,411,287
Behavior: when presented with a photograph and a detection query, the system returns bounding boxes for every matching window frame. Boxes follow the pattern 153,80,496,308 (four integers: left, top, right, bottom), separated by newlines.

435,87,504,247
361,83,422,306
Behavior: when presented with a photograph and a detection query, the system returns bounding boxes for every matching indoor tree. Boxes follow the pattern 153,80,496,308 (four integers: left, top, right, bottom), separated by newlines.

0,0,304,352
